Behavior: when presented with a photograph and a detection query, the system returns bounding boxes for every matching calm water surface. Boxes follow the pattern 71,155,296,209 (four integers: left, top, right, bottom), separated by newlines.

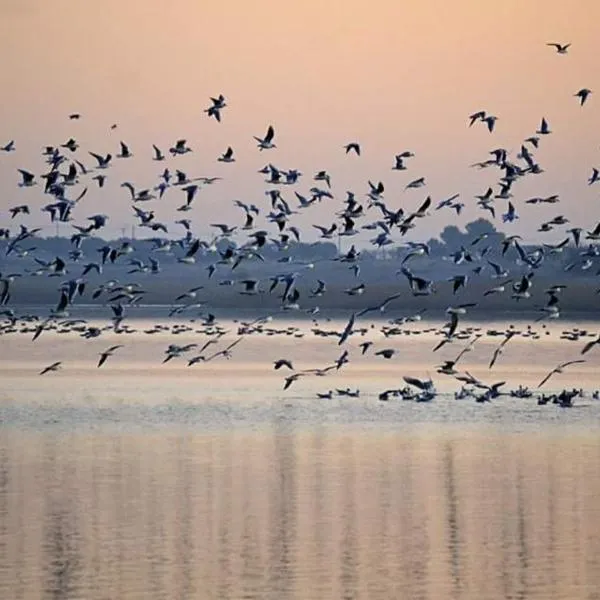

1,318,600,599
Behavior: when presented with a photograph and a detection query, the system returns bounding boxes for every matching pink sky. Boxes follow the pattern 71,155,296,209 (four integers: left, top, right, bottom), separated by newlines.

1,0,599,243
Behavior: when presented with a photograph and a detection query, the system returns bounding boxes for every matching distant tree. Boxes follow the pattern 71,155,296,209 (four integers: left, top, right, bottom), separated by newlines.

464,218,498,238
439,225,463,248
426,238,445,256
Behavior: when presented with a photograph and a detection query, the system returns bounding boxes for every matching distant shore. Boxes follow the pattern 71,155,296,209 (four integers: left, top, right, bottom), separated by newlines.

7,276,600,315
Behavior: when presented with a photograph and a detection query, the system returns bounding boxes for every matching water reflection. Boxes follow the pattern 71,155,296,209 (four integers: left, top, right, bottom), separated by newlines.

443,441,461,599
0,428,599,600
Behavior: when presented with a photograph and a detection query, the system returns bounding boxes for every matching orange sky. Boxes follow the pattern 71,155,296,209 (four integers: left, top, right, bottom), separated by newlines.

0,0,599,242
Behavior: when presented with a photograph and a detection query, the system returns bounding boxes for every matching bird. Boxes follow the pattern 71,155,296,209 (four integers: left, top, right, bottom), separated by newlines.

359,341,373,355
89,151,112,168
405,177,426,190
547,42,571,54
283,373,304,390
274,359,294,370
152,144,165,161
344,142,360,155
483,115,498,132
40,361,62,375
17,169,36,187
375,349,396,359
117,141,132,158
218,146,235,163
468,111,486,126
575,88,592,106
254,125,276,150
205,94,227,121
357,293,402,317
338,313,356,345
581,334,600,356
537,360,586,388
98,345,124,368
536,117,551,135
488,331,517,369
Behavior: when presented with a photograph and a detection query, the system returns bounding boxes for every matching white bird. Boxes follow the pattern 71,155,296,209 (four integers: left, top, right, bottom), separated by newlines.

254,125,276,150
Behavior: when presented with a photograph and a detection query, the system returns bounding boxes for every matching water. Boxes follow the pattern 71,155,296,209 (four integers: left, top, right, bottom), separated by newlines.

1,317,600,599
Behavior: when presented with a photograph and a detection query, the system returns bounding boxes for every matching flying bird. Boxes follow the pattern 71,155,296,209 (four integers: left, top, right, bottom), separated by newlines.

547,42,571,54
40,361,62,375
205,94,227,121
98,345,124,368
536,117,551,135
537,360,586,388
254,125,276,150
344,142,360,155
575,88,592,106
338,313,356,345
274,359,294,370
581,334,600,356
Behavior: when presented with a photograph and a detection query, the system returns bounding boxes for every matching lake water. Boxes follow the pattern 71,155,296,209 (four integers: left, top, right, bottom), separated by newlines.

1,315,600,599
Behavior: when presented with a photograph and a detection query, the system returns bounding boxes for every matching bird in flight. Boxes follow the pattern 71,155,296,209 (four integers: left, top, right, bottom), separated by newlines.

575,88,592,106
205,94,227,122
40,361,62,375
254,125,276,150
537,360,585,388
547,42,571,54
98,345,124,368
344,142,360,155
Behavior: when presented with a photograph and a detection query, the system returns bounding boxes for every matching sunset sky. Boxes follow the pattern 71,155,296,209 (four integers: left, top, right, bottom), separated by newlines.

1,0,599,244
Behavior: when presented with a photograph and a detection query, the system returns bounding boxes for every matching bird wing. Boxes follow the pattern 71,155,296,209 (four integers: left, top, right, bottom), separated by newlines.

537,371,554,388
581,339,599,355
489,347,501,369
338,313,355,345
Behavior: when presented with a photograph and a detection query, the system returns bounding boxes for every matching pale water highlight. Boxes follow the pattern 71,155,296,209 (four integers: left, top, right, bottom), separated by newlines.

1,318,600,599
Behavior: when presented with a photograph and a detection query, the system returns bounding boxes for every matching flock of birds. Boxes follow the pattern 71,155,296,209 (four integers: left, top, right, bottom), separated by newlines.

1,41,600,407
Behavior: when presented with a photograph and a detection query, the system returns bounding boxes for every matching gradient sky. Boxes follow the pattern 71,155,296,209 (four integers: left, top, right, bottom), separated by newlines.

1,0,599,244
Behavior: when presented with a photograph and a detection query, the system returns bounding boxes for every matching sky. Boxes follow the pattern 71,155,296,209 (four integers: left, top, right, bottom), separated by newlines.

0,0,599,245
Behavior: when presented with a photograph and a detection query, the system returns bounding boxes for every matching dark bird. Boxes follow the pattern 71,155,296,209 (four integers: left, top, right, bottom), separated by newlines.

537,360,586,388
356,293,402,317
274,359,294,370
205,94,227,121
98,345,124,368
338,313,356,345
536,117,551,135
40,361,62,375
575,88,592,106
344,142,360,155
359,341,373,355
375,349,396,359
547,42,571,54
581,334,600,356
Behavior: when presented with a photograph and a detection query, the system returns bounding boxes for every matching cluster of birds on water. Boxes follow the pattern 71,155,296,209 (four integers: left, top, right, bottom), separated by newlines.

1,41,600,407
